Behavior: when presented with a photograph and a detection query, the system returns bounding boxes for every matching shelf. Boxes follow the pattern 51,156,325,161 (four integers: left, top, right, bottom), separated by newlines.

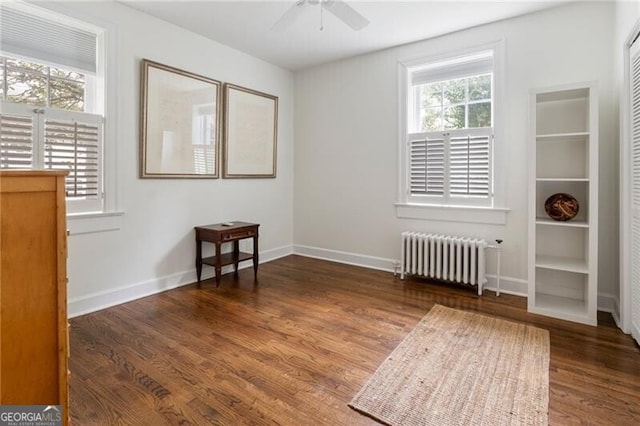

536,136,588,178
535,93,589,135
535,181,588,222
534,293,587,315
536,178,589,182
531,293,591,324
535,255,588,274
536,217,588,228
536,132,589,141
536,226,587,263
202,252,253,267
530,83,596,326
536,87,589,103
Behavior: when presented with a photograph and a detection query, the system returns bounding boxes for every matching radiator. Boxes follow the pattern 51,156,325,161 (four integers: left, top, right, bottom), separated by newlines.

400,232,488,295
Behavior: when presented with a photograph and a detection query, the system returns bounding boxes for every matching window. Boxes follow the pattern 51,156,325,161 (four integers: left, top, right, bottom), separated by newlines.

414,74,492,131
0,3,105,214
401,49,497,208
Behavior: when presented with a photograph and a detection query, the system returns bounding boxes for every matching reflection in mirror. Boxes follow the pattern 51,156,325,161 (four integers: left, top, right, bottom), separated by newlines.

192,103,216,174
140,59,221,178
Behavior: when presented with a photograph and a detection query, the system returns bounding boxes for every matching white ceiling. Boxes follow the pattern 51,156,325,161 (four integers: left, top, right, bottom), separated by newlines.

120,0,571,71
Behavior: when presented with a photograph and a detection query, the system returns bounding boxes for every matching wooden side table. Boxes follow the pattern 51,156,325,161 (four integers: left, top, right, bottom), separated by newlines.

195,222,259,287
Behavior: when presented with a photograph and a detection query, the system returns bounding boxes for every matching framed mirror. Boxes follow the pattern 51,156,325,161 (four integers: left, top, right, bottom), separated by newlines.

222,83,278,178
140,59,221,178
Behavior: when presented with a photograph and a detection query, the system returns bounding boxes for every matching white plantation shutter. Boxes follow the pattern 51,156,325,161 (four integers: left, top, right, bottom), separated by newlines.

408,128,492,205
0,113,34,168
44,117,101,199
0,105,103,212
449,130,492,198
409,134,445,196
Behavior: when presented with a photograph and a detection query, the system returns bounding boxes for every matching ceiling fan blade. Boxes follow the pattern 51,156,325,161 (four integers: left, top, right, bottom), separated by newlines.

323,0,369,31
271,0,307,32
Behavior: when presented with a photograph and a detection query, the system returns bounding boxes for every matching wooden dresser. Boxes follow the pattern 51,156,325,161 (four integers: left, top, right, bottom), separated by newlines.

0,170,69,424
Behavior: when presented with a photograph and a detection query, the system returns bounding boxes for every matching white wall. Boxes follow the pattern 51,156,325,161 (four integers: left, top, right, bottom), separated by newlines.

615,1,640,332
293,2,617,303
41,2,294,316
37,1,622,318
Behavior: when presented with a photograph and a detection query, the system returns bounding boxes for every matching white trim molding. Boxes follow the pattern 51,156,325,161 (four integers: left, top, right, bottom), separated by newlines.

68,267,197,318
598,293,621,328
293,244,527,296
484,274,527,297
68,245,293,317
395,203,509,224
70,244,618,319
294,245,618,314
293,245,396,272
67,211,124,235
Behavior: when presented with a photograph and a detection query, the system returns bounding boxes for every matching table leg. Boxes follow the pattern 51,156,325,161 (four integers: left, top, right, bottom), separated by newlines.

215,241,222,287
253,236,259,278
233,240,240,275
196,238,202,286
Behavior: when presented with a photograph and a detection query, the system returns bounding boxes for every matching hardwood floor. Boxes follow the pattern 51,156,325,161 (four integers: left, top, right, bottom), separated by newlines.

69,255,640,425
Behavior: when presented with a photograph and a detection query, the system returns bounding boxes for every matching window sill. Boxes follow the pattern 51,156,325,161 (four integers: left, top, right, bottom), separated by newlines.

67,211,124,235
395,203,509,225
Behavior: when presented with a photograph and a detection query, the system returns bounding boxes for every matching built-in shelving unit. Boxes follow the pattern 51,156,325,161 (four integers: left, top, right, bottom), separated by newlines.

528,82,598,326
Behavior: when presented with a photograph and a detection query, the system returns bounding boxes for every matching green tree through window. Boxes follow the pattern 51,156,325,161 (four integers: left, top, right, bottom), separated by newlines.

417,73,492,132
2,56,85,111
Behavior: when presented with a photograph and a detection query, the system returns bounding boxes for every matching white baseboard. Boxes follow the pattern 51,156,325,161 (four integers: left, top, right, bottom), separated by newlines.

598,293,622,326
68,268,199,318
293,244,397,272
484,274,528,297
70,243,621,324
294,245,624,314
68,245,293,318
293,244,528,298
632,321,640,346
258,245,294,263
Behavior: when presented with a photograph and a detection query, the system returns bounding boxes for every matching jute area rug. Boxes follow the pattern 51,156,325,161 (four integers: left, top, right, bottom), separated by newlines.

349,305,550,426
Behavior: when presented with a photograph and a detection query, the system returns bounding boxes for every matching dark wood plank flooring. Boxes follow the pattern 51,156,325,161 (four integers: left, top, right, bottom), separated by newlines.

69,255,640,425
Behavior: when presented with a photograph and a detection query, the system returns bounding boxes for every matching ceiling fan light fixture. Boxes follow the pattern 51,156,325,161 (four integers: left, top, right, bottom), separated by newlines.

271,0,369,32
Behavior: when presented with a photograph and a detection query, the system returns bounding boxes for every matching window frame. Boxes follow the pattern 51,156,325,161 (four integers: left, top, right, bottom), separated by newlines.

0,54,104,213
396,41,508,224
0,1,119,225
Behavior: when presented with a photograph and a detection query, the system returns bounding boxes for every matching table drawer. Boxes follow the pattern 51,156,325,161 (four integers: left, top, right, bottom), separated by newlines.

222,228,256,241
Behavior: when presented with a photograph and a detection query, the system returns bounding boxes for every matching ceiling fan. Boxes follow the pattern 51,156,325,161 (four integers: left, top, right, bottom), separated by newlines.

272,0,370,32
